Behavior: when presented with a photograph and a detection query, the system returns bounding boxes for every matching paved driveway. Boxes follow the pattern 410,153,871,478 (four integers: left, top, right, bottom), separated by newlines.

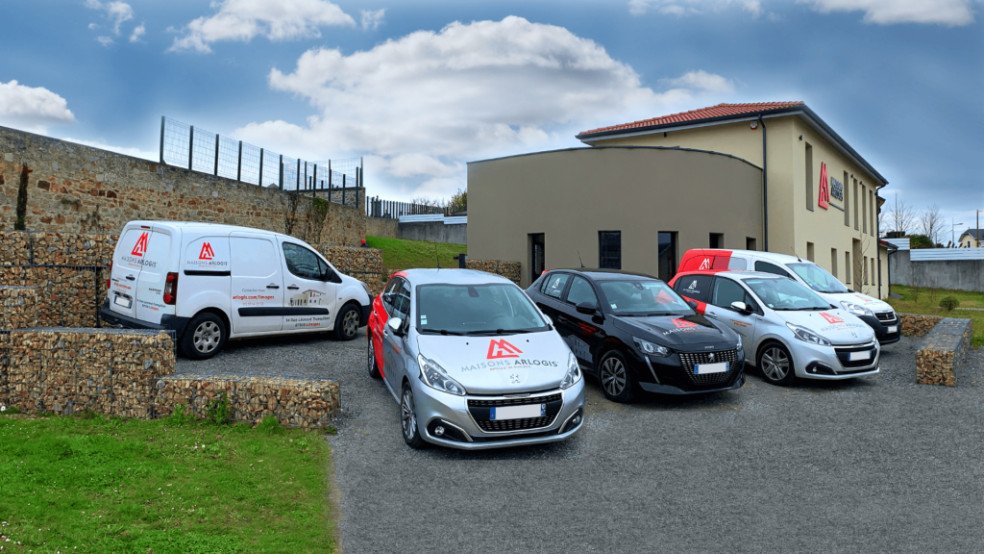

178,334,984,553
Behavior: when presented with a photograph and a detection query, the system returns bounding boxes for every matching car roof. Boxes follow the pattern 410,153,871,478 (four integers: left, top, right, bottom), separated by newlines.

691,248,806,265
126,220,295,242
396,268,516,286
548,268,658,281
676,269,785,281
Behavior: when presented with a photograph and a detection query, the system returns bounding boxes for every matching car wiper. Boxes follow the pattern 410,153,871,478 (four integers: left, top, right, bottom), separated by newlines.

419,328,465,336
464,328,535,336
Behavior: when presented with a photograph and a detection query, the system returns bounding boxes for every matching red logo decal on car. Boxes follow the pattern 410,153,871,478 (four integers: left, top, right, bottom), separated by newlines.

131,232,149,257
820,312,844,324
487,339,523,359
698,257,712,271
672,318,698,328
199,241,215,260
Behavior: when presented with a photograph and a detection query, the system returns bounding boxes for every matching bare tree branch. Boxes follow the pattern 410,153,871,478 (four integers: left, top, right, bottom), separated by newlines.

920,204,943,246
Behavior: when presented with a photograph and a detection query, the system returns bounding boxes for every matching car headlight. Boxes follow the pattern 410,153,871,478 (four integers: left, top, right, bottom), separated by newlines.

633,337,670,357
560,352,582,390
785,323,832,346
840,301,873,317
417,354,466,396
736,335,743,351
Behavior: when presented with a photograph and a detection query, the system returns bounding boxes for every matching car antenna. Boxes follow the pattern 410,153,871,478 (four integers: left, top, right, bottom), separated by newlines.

577,250,584,268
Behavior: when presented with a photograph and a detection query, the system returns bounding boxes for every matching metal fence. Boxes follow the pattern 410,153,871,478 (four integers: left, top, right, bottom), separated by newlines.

365,196,454,219
159,117,364,201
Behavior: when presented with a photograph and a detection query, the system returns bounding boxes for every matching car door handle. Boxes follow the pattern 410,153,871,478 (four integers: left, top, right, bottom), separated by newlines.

287,285,300,290
266,284,280,289
125,275,136,281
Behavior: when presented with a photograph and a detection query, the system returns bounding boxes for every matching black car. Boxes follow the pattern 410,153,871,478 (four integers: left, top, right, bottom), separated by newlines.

527,269,745,402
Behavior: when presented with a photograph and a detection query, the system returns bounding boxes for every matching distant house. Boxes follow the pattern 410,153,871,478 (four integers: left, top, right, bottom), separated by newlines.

958,229,983,248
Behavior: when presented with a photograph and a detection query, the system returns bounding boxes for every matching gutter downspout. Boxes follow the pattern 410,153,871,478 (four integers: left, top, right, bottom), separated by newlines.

760,115,768,251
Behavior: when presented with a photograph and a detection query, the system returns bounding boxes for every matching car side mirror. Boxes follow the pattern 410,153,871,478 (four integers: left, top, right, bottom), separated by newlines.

730,301,752,315
575,301,598,315
686,300,699,310
386,317,404,335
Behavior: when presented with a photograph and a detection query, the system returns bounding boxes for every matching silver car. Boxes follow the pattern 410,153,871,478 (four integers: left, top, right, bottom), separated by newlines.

367,269,586,450
672,271,879,385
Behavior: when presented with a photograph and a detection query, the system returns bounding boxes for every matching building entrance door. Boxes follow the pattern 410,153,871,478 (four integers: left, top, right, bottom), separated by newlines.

529,233,545,282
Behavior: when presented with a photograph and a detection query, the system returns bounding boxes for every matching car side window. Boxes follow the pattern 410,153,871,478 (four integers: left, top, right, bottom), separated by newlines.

283,243,324,280
565,276,598,306
673,275,713,302
542,273,571,299
728,257,748,270
382,278,401,310
391,280,411,320
755,261,792,279
712,278,747,308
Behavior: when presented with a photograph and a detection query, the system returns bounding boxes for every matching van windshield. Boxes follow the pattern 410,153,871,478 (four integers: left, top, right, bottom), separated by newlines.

745,277,832,311
416,283,549,335
788,263,850,294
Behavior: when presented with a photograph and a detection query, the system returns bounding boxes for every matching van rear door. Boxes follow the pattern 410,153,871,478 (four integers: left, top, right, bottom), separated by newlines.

108,226,150,320
134,227,175,324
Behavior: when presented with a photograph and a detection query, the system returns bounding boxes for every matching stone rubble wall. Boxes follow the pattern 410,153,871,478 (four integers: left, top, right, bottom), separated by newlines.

466,259,522,285
899,313,943,337
322,246,388,295
915,318,972,387
366,216,399,238
0,286,37,330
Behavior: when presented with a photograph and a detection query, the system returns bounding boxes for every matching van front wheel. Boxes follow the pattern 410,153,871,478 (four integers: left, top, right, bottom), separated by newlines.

181,313,227,359
333,304,361,341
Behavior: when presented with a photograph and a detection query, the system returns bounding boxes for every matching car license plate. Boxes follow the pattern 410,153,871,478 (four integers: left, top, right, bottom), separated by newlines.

887,325,898,333
114,295,132,309
490,404,545,421
694,362,727,375
849,351,870,361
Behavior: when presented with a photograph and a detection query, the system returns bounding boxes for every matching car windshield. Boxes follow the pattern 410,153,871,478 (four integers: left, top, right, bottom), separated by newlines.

598,279,693,316
788,262,850,294
744,277,832,311
416,283,549,335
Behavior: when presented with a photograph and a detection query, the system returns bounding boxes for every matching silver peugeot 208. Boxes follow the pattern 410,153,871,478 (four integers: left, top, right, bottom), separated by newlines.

367,269,586,450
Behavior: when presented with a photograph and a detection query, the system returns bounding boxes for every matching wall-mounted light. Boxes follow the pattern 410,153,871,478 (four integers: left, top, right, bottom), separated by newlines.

799,134,804,141
749,121,759,130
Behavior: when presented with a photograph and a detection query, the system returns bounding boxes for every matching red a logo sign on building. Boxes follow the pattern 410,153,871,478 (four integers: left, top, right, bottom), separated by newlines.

820,311,844,324
199,241,215,260
817,162,830,209
131,232,149,257
487,339,523,359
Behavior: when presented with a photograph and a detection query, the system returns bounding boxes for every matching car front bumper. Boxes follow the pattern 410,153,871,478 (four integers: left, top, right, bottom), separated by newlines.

859,313,902,345
411,380,586,450
634,350,746,395
788,339,880,380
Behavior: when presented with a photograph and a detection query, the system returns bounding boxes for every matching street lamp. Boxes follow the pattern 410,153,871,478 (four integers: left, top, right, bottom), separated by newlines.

951,218,964,247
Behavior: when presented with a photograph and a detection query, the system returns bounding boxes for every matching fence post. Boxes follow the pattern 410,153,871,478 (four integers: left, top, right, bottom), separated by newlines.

188,125,194,170
259,148,264,186
213,134,220,176
237,140,243,182
279,155,284,190
296,159,301,190
328,160,333,196
312,164,317,199
159,116,165,164
342,174,347,205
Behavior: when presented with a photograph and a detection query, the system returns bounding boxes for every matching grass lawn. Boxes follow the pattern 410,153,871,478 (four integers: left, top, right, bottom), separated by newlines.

0,414,334,553
888,285,984,347
366,235,466,272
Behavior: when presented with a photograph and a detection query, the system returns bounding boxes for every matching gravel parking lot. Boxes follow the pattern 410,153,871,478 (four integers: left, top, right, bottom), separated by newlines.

177,334,984,553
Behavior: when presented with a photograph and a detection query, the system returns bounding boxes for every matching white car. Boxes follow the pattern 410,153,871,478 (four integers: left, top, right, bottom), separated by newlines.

671,270,879,385
100,221,371,358
679,249,900,344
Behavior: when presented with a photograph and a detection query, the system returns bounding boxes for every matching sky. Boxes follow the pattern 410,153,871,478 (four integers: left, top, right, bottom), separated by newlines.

1,0,982,238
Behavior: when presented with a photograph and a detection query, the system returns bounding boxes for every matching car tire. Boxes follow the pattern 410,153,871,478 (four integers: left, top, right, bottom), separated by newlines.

180,312,227,359
757,342,796,386
597,350,636,403
333,303,361,341
367,333,381,379
400,384,426,449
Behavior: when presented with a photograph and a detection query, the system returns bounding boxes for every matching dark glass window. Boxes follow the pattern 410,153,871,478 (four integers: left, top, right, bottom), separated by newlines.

529,233,545,282
283,242,326,280
565,276,598,306
672,274,713,303
754,260,793,279
709,233,724,248
658,231,677,281
542,272,570,299
746,237,757,251
712,278,748,308
598,231,621,269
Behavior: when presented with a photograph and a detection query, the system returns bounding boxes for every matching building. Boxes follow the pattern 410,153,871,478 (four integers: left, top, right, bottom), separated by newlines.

958,228,983,248
468,102,890,297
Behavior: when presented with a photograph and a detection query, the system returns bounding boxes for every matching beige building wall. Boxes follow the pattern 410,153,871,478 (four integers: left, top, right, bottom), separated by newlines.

588,116,887,297
468,148,762,287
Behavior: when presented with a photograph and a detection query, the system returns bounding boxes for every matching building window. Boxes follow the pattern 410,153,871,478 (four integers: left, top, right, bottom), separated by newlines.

746,237,757,251
844,252,851,284
805,143,814,212
843,171,850,227
598,231,621,269
853,178,859,230
863,256,869,285
657,231,677,281
529,233,545,283
806,241,815,262
709,233,724,248
870,190,876,236
831,248,838,277
862,184,868,234
871,258,876,285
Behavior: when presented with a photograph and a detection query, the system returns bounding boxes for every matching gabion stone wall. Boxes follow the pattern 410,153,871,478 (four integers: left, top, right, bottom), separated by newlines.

0,286,37,330
466,259,522,284
915,318,972,387
323,246,387,295
900,313,943,337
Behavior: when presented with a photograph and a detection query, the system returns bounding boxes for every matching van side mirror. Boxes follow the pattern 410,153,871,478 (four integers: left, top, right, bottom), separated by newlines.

323,267,342,283
730,301,752,315
575,301,598,315
386,317,404,336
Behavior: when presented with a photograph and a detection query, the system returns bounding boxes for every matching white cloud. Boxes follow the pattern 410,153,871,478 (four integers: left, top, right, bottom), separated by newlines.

235,17,735,199
96,35,114,47
129,23,145,43
629,0,763,16
85,0,138,45
360,8,385,31
804,0,975,26
0,80,75,133
170,0,355,53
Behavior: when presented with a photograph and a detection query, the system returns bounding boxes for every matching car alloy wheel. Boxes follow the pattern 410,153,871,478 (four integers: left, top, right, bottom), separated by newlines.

400,386,426,449
601,356,627,398
342,309,360,338
193,321,221,354
760,345,793,384
367,335,381,379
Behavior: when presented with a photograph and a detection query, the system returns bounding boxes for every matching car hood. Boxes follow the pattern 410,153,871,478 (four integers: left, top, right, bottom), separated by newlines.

822,291,893,314
779,309,875,345
415,331,572,395
612,314,738,351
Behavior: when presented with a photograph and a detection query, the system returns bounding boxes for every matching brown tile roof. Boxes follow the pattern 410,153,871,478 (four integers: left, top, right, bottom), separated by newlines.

577,101,804,138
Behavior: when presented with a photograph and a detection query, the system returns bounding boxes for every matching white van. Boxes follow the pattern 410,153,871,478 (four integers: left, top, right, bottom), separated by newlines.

100,221,372,359
678,248,900,345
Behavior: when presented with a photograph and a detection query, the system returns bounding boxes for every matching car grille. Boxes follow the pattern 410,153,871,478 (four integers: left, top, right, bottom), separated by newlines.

678,349,740,386
467,393,562,433
834,343,878,368
875,311,896,322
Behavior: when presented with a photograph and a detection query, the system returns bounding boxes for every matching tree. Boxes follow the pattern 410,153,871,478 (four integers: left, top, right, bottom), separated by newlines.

446,189,467,214
886,194,916,236
920,204,943,246
908,234,934,249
